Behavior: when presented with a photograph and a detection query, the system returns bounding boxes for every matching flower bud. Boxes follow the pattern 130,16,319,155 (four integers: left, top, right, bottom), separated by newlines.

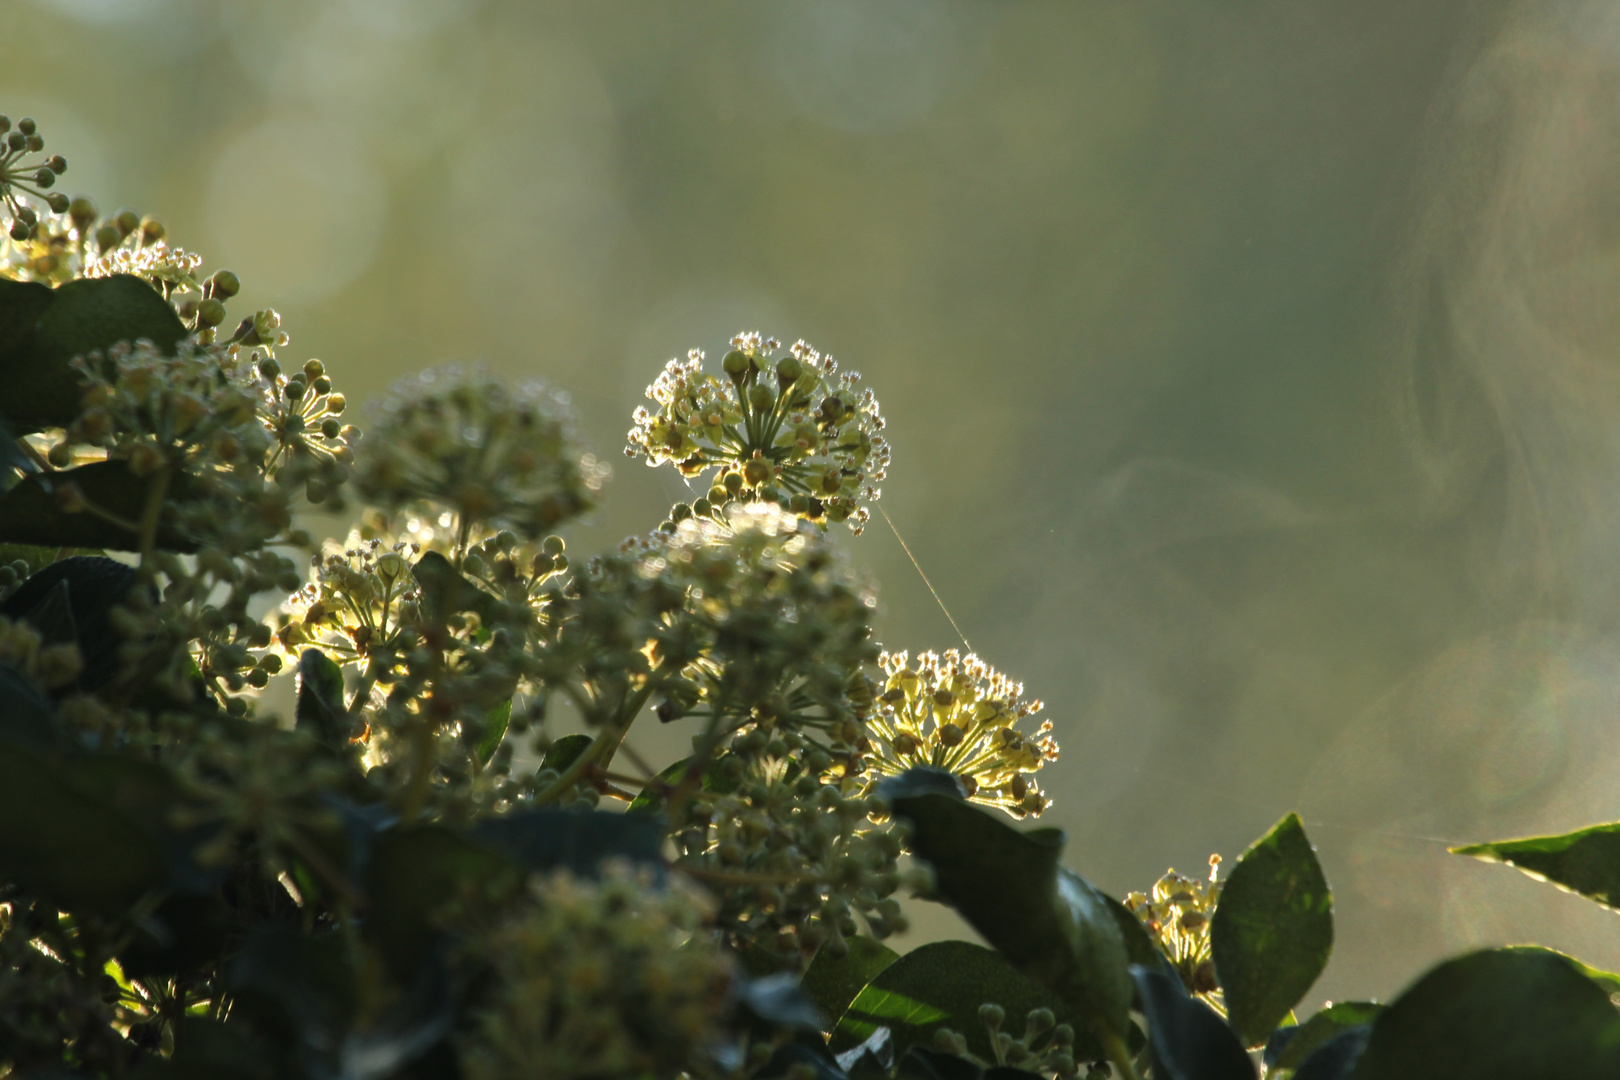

303,358,325,380
45,192,69,214
17,118,36,136
9,220,29,243
208,269,240,298
325,391,345,414
722,349,749,383
747,383,775,412
196,298,226,328
139,215,165,245
978,1003,1005,1029
93,223,120,251
33,168,55,189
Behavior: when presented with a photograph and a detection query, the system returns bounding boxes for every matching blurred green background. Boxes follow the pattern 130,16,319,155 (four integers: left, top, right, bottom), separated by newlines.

11,0,1620,1006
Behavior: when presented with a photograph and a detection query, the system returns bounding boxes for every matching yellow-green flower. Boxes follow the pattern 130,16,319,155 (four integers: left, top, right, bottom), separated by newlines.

863,649,1058,817
625,332,890,534
1124,855,1225,1009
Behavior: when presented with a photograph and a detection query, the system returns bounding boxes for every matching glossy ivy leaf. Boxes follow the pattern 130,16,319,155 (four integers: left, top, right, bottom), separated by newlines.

476,698,512,765
833,940,1099,1063
1453,824,1620,910
0,556,137,693
0,460,198,551
0,742,169,914
295,648,349,748
0,274,189,432
625,750,743,814
881,770,1134,1041
540,732,594,774
1348,948,1620,1079
1291,1025,1371,1080
801,934,899,1034
1210,812,1333,1047
1266,1001,1382,1073
1501,946,1620,996
0,664,56,748
1130,965,1255,1080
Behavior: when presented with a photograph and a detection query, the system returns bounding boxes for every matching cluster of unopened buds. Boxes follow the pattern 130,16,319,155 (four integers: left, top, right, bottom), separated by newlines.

626,333,889,534
863,649,1058,817
462,864,735,1080
1124,855,1225,1007
0,115,69,240
248,353,358,506
0,614,82,691
354,365,605,543
932,1004,1085,1079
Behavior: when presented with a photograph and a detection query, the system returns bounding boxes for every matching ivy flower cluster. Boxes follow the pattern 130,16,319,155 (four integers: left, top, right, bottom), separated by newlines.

625,333,890,534
461,864,735,1080
667,735,921,961
272,532,422,677
354,365,606,547
0,115,69,241
864,649,1058,817
931,1005,1084,1080
1123,855,1224,1008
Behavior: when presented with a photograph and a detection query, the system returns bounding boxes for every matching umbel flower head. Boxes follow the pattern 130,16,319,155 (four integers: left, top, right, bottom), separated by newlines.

625,332,889,534
863,649,1058,817
354,365,606,543
461,863,735,1080
272,531,422,672
1124,855,1225,1009
0,115,70,241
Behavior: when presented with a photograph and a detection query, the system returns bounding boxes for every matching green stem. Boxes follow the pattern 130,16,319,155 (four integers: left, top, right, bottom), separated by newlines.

1097,1026,1143,1080
533,675,663,806
136,466,171,564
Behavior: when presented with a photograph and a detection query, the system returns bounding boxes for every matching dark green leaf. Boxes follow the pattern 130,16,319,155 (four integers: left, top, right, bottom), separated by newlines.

802,935,900,1032
1348,948,1620,1079
167,1017,276,1080
1130,965,1254,1080
476,698,512,764
1,555,136,694
540,732,594,774
1211,812,1333,1046
0,742,167,913
1268,1002,1382,1073
833,940,1099,1063
1501,946,1620,995
365,826,521,972
0,460,198,551
412,551,501,625
295,648,349,747
470,807,666,878
895,1046,983,1080
118,893,232,978
882,775,1133,1040
1453,824,1620,910
625,751,742,814
1292,1025,1370,1080
1,274,187,431
0,664,55,748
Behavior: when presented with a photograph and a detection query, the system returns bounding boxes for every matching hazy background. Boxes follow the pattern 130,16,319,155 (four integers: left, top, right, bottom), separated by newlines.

11,0,1620,1006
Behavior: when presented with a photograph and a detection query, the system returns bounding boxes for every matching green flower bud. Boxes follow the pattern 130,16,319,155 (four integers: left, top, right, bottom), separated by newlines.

67,196,95,227
9,220,29,243
722,472,743,495
196,298,227,327
321,417,342,439
47,442,71,467
258,356,281,380
775,355,802,384
139,215,165,245
743,459,772,487
747,383,775,411
0,116,9,133
17,118,36,136
208,269,241,298
542,535,565,557
5,132,23,152
979,1003,1005,1029
45,192,69,214
325,391,345,414
46,156,66,175
93,223,120,251
692,497,712,516
722,349,750,383
312,375,331,395
115,209,140,236
303,358,325,380
24,135,44,153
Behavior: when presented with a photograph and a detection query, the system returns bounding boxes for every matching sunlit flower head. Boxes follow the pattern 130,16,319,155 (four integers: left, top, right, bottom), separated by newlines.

864,648,1058,817
625,332,889,534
